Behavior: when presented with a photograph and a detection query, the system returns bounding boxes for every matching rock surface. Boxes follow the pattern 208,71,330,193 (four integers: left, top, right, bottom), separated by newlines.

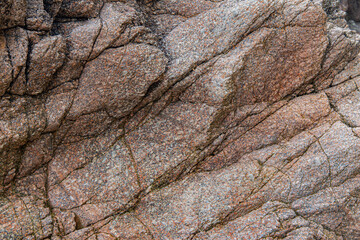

1,0,360,239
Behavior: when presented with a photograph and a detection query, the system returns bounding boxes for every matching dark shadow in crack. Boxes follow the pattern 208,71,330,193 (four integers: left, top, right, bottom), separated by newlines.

342,0,360,32
346,0,360,21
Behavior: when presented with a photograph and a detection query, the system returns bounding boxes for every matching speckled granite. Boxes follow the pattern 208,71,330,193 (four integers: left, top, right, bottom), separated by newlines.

1,0,360,239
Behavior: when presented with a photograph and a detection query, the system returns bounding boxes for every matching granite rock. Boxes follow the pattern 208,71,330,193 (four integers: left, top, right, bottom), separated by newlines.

68,43,167,119
0,0,26,30
58,0,103,18
1,0,360,239
0,34,12,97
27,35,66,95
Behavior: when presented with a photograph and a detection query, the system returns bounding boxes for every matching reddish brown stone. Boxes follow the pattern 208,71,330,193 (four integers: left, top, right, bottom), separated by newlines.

27,35,66,95
88,2,138,59
0,34,12,97
68,44,167,119
58,0,103,18
4,27,28,95
0,0,26,30
1,0,360,239
26,0,55,31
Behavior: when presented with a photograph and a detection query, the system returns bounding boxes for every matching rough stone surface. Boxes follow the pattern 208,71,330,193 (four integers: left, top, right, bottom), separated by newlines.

68,43,167,119
27,35,66,95
1,0,360,239
26,0,53,31
88,2,138,59
58,0,103,18
0,0,26,30
0,34,12,97
5,27,28,95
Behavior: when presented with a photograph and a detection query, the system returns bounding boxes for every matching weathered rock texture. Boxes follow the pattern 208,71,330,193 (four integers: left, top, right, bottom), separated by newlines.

1,0,360,239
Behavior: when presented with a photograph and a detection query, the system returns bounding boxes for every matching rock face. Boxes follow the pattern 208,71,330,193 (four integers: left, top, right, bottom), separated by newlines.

1,0,360,239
